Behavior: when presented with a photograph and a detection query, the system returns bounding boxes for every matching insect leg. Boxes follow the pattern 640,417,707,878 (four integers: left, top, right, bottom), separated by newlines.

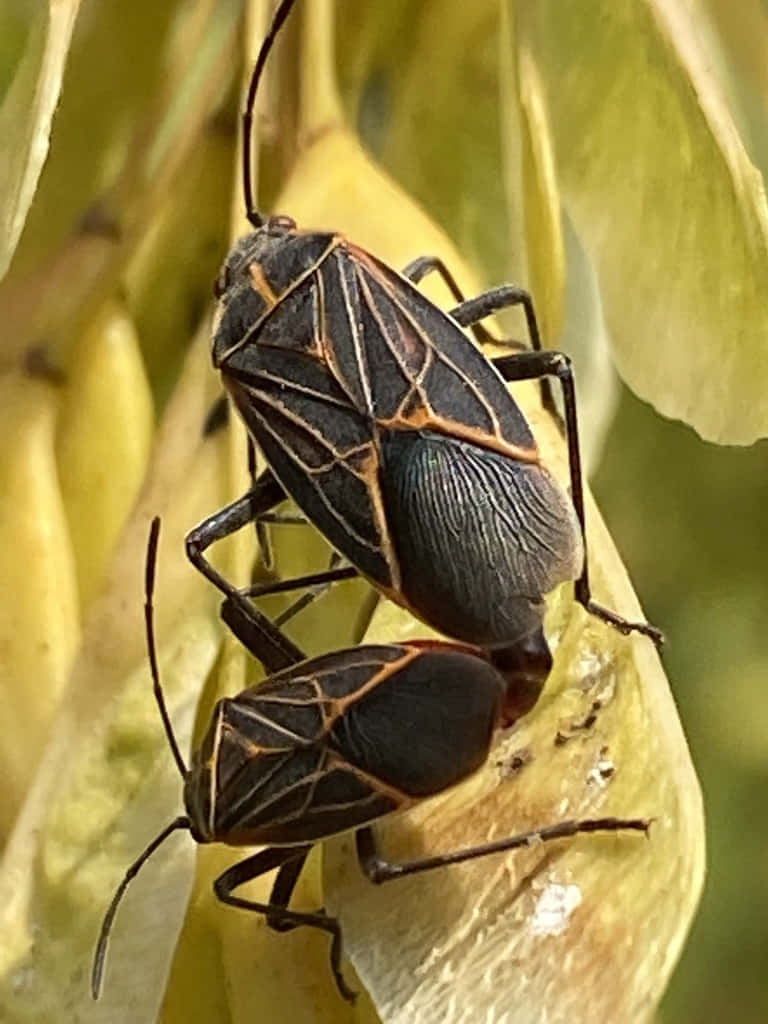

241,435,281,573
202,394,230,437
445,282,561,417
220,595,305,672
242,564,358,600
200,399,279,573
402,255,498,349
402,254,466,296
226,564,359,642
355,817,650,884
264,848,313,932
492,350,664,647
273,552,346,628
188,469,360,638
186,468,286,605
247,434,258,482
217,561,359,671
215,846,356,1002
448,283,543,352
187,470,311,669
403,255,535,358
257,512,311,525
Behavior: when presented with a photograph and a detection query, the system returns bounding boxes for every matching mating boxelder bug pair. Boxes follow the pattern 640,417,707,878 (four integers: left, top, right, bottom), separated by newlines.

93,0,660,1003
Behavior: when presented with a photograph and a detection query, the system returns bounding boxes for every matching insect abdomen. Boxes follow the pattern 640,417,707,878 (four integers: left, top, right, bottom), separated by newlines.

330,648,504,796
380,431,583,648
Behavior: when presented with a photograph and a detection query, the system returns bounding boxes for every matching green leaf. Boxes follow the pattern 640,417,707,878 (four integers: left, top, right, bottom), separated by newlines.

515,0,768,444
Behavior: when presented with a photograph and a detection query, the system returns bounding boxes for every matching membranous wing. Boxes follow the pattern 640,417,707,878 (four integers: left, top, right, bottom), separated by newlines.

325,245,582,643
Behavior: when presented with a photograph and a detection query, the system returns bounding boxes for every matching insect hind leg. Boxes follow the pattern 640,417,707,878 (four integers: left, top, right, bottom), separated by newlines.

493,349,663,648
403,255,497,350
355,817,650,884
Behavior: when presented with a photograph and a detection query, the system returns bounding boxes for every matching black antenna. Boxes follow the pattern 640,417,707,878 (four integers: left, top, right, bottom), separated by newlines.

145,516,187,779
242,0,298,227
91,517,193,998
91,816,191,998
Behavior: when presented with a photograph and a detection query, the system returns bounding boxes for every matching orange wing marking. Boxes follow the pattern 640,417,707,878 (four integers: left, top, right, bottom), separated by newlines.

249,262,278,305
217,234,342,363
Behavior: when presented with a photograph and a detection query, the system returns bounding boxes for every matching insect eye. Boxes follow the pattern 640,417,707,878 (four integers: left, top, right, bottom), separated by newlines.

268,214,297,232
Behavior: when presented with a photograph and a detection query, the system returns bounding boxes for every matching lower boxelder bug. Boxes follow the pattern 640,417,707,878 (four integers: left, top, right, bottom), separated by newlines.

92,519,649,1002
186,0,662,710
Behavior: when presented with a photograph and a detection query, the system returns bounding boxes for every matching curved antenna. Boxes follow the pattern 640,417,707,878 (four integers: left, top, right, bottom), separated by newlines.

242,0,298,227
91,815,191,999
145,516,187,779
91,518,193,999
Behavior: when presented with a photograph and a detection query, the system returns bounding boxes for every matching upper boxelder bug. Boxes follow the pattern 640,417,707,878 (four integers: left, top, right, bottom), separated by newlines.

92,519,650,1001
186,0,662,715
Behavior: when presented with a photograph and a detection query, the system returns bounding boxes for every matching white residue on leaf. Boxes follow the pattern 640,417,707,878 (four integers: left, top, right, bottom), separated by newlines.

530,882,582,937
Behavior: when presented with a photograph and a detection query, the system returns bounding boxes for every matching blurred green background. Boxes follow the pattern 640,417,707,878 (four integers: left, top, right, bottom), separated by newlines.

596,390,768,1022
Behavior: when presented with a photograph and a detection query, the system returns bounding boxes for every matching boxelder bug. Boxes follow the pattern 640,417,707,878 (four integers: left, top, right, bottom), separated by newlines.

92,519,649,1002
186,0,662,708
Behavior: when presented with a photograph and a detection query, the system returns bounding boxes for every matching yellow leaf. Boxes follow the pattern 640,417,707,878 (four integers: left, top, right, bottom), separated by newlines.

0,334,230,1022
56,302,154,610
0,373,80,841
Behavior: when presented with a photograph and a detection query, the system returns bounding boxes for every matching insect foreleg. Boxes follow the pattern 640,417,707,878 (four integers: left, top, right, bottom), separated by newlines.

242,565,358,600
263,848,313,932
441,278,557,413
403,254,534,357
214,847,356,1002
186,468,285,601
